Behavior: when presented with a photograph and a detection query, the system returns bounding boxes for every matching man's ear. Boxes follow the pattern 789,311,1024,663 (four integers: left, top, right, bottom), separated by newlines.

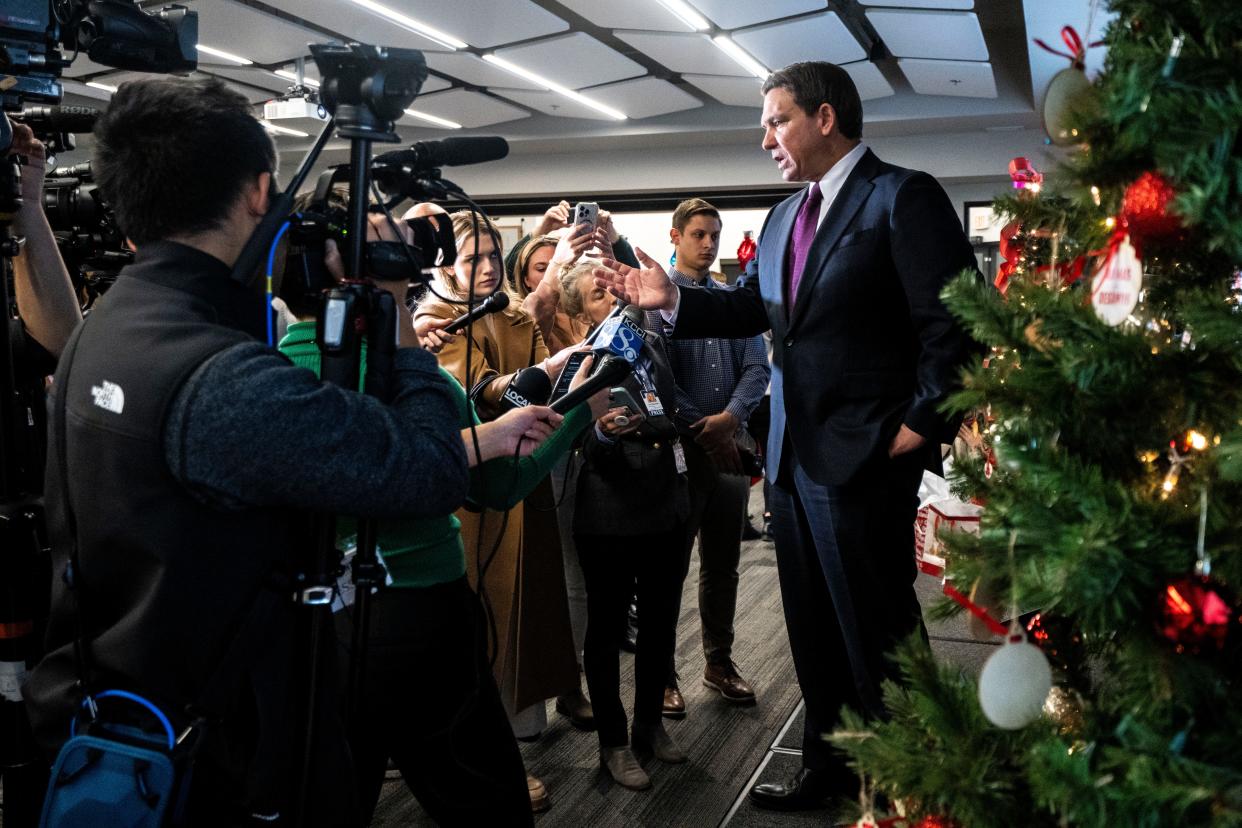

670,227,681,246
245,172,272,217
817,103,837,137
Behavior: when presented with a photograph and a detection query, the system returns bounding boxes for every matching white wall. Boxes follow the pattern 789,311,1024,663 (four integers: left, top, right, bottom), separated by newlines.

394,127,1063,201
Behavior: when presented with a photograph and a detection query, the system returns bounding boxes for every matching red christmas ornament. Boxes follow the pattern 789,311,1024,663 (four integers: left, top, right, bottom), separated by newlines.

1121,171,1181,242
1157,575,1239,653
1008,156,1043,190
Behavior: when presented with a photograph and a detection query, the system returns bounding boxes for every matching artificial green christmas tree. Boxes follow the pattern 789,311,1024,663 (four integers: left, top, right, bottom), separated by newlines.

832,3,1242,826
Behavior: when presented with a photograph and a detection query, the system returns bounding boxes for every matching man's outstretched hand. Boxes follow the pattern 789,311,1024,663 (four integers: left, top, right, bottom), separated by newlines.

593,246,678,313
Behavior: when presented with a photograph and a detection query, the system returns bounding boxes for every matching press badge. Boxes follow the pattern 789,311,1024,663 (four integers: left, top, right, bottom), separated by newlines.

672,440,688,474
642,389,665,417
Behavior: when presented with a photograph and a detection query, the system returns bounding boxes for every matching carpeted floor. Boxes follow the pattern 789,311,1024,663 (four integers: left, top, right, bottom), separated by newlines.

372,519,802,827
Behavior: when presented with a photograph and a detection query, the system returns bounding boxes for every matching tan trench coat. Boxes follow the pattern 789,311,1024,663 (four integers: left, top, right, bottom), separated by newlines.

414,296,578,712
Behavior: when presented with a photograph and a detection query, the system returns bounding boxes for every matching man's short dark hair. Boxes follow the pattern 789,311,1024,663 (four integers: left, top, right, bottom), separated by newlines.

762,62,863,140
672,197,721,233
93,76,276,245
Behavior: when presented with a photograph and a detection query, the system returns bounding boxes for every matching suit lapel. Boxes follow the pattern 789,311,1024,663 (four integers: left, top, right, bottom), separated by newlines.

763,196,798,317
788,150,878,332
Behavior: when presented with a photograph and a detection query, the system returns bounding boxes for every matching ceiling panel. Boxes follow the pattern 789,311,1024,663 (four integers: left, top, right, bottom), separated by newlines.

733,11,865,67
364,0,568,49
866,9,988,60
92,71,273,103
191,0,329,64
206,66,299,94
842,61,895,100
554,0,696,32
592,77,703,119
615,31,751,77
860,0,972,7
406,88,532,128
898,58,996,97
424,52,544,91
501,76,702,120
688,0,828,30
258,0,454,52
682,74,764,108
495,90,613,120
493,33,646,89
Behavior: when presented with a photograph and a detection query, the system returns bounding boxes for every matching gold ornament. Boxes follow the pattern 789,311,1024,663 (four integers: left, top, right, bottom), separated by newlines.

1043,685,1086,735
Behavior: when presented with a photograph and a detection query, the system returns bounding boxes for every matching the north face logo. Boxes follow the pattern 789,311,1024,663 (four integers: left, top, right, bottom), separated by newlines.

90,380,125,414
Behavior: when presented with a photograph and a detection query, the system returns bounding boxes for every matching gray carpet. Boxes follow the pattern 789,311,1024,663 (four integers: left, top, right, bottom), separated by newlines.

372,521,802,827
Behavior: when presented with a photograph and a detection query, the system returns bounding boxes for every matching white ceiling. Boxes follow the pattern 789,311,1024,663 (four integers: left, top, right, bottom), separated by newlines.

54,0,1102,189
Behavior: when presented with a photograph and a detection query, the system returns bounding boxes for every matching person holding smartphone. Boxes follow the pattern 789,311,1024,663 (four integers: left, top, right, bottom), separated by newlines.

558,260,691,791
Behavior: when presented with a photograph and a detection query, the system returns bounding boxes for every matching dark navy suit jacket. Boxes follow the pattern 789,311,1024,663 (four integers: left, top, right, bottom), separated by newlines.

673,148,981,487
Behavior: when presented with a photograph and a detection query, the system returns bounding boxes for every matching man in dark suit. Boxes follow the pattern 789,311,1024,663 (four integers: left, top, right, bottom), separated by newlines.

594,61,980,811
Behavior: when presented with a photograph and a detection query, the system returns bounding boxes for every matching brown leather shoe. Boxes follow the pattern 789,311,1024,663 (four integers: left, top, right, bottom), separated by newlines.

661,684,686,719
703,661,756,703
527,774,550,813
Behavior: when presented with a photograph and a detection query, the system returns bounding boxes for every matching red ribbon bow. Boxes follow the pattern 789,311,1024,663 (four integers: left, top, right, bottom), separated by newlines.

1034,25,1104,69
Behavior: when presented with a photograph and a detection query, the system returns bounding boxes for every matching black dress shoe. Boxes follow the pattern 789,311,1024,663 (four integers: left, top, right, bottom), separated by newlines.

741,521,762,541
749,768,839,812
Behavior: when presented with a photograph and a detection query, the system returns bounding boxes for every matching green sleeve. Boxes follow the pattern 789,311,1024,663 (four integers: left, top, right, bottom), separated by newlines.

468,402,592,510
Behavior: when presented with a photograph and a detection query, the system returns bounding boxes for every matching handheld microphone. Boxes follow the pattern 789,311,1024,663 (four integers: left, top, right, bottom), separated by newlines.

550,355,633,415
499,366,553,412
443,291,509,334
15,106,101,134
373,136,509,171
592,305,647,363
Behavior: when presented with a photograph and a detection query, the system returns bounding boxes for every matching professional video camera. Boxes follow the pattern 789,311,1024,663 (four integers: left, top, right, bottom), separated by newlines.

1,0,197,108
279,167,458,314
42,160,127,309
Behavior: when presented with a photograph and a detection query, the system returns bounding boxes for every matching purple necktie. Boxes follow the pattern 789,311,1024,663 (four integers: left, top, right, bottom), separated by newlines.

786,182,823,311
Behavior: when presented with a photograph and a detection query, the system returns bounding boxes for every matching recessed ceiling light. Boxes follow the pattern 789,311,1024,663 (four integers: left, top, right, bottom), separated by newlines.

404,108,463,129
344,0,467,50
482,54,627,121
261,120,309,138
274,69,319,88
654,0,711,31
196,44,253,65
711,36,768,80
85,81,118,93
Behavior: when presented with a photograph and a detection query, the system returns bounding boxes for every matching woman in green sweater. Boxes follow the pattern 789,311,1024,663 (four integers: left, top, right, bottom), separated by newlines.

276,214,605,826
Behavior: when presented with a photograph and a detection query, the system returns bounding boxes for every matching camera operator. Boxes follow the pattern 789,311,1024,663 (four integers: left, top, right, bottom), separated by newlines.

23,77,476,826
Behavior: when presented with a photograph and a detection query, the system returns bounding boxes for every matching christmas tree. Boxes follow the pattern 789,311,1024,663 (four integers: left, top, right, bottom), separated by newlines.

831,3,1242,826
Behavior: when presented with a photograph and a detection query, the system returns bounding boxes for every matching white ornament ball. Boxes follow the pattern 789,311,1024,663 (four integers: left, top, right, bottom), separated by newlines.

1042,66,1093,146
978,632,1053,729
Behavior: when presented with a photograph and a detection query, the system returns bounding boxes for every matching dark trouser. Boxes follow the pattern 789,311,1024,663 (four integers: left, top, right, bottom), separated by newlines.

669,442,749,679
767,446,927,778
576,528,685,748
345,577,531,827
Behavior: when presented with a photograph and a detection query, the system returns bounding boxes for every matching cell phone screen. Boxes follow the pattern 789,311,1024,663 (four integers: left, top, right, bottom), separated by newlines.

550,350,590,400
